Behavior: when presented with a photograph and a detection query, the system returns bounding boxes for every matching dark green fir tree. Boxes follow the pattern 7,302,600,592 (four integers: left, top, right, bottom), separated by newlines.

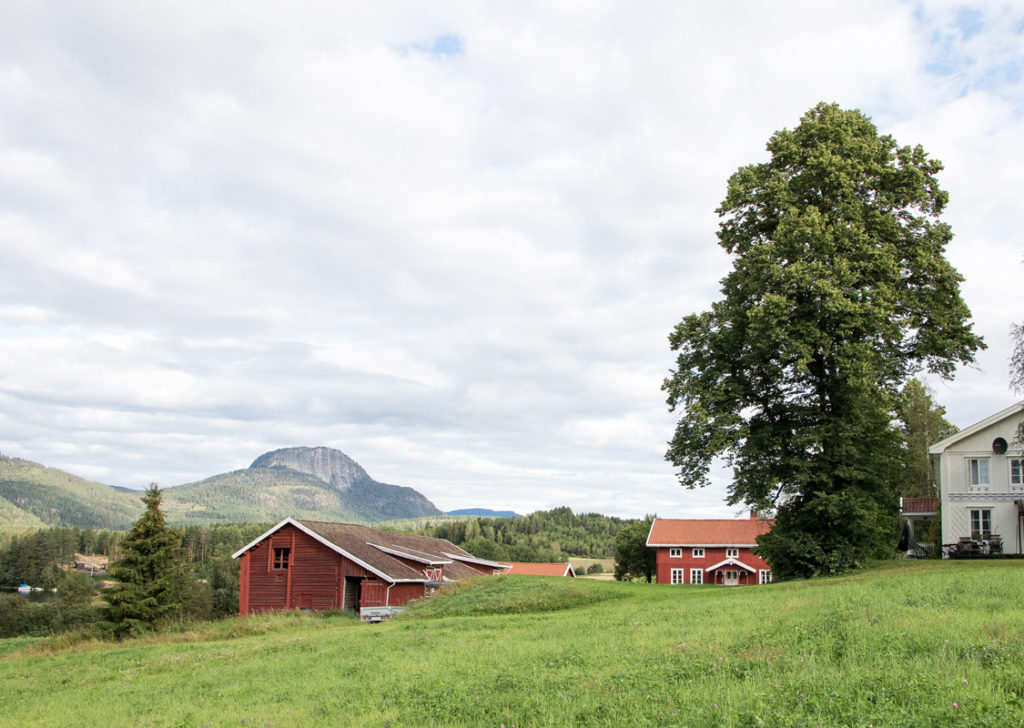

105,484,191,637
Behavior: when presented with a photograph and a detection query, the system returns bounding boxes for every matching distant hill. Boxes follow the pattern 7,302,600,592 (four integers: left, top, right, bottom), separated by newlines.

0,446,444,530
447,508,523,519
0,456,142,530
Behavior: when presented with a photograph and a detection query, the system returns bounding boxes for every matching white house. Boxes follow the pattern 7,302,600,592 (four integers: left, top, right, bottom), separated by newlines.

929,402,1024,555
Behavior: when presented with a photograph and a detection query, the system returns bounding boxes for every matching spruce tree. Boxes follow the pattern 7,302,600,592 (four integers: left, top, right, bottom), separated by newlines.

105,484,191,637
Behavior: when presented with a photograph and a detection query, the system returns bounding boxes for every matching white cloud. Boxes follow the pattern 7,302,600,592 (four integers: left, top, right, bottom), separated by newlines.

0,1,1021,519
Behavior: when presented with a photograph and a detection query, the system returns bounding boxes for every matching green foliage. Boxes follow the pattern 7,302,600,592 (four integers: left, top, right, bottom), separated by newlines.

422,507,629,561
1012,322,1024,444
614,517,656,581
896,379,958,497
664,103,984,579
105,485,193,638
586,562,604,574
2,561,1023,726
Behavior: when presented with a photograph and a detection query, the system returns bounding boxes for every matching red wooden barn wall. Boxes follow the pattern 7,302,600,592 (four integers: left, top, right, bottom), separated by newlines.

238,523,429,615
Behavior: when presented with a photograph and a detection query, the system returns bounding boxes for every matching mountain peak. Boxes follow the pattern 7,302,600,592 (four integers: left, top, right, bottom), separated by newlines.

250,446,370,491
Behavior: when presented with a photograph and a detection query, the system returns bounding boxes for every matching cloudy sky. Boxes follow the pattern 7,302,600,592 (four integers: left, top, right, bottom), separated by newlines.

1,2,1022,519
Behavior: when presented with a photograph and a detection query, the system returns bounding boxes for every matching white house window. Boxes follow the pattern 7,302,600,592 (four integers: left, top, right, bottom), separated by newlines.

692,548,705,558
690,569,703,584
726,548,739,558
970,509,992,538
670,568,685,584
669,548,682,558
1011,459,1023,487
759,569,772,584
969,458,990,486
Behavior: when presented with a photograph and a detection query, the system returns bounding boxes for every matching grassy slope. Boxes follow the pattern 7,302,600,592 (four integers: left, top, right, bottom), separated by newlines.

2,560,1023,727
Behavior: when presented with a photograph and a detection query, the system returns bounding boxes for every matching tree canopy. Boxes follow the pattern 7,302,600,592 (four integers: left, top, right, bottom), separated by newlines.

895,379,957,498
664,103,984,578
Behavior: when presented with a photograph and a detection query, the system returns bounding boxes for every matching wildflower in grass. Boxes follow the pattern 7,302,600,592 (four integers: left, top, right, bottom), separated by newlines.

953,703,959,709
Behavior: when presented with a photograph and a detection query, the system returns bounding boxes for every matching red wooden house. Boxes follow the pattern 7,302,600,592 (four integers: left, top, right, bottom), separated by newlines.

232,518,510,620
646,514,773,586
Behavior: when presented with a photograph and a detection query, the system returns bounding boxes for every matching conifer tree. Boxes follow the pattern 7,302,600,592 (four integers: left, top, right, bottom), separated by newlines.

105,484,191,637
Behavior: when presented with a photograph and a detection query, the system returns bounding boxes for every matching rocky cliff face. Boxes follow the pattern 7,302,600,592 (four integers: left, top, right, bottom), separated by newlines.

250,446,369,491
247,446,443,519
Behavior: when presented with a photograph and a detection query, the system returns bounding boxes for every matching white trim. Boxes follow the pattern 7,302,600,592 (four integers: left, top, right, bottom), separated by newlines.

442,552,512,570
649,542,759,548
704,557,757,573
367,543,452,566
929,401,1024,454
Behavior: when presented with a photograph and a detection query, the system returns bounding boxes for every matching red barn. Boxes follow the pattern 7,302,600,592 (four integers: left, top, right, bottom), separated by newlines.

646,515,774,586
232,518,510,620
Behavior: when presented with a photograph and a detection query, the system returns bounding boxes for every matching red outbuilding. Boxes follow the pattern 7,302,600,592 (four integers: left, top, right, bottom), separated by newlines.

232,518,510,620
502,562,576,577
646,514,774,586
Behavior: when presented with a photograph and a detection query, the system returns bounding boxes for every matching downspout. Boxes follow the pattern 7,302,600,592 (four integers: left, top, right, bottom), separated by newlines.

385,582,394,608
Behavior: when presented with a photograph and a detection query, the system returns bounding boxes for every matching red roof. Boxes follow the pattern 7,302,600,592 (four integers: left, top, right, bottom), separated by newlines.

900,497,939,515
647,518,773,547
503,562,575,577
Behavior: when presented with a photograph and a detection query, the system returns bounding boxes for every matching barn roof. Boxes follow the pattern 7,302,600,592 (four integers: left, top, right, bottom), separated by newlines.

646,518,773,547
232,518,501,583
503,562,575,577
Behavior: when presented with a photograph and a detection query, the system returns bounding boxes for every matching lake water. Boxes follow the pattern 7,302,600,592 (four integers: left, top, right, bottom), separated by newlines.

0,586,59,603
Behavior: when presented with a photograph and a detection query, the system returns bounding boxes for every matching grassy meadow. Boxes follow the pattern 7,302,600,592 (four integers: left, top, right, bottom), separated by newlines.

1,560,1023,726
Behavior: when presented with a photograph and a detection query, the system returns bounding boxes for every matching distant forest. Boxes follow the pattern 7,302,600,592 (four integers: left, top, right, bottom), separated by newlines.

420,507,636,562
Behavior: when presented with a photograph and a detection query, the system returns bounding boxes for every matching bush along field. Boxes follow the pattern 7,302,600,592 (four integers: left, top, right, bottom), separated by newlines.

1,560,1023,727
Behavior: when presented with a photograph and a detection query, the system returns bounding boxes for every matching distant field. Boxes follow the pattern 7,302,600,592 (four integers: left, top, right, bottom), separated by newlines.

1,560,1022,726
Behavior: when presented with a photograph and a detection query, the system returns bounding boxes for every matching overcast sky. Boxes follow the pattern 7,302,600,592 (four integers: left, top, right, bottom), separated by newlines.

1,2,1022,519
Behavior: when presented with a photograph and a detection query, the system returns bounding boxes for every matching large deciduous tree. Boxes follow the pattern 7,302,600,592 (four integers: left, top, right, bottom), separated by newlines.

105,484,192,637
614,519,656,582
663,103,984,579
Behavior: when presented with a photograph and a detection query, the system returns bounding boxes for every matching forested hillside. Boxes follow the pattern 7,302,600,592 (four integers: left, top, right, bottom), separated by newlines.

421,507,637,561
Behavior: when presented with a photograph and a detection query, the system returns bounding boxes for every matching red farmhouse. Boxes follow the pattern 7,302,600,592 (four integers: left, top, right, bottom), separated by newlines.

647,515,773,586
232,518,509,620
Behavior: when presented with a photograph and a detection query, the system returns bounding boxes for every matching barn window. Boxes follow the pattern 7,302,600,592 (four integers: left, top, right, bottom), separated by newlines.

670,568,685,584
689,569,703,584
759,569,772,584
726,548,739,558
273,547,290,570
692,548,705,558
669,548,682,558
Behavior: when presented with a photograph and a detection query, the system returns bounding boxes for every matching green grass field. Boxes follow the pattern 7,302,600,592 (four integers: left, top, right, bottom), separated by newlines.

1,560,1022,727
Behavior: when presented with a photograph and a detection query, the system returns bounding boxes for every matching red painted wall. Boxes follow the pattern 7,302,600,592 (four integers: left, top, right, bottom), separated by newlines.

654,546,771,585
238,524,429,615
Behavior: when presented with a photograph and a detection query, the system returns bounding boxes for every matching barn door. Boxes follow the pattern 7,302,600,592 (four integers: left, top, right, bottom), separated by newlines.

343,577,362,612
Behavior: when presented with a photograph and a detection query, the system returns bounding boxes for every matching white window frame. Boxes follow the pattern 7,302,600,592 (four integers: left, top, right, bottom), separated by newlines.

1010,458,1023,487
726,548,739,558
759,569,772,584
669,547,682,558
689,568,703,584
692,548,705,558
970,508,992,538
670,568,685,584
968,458,990,486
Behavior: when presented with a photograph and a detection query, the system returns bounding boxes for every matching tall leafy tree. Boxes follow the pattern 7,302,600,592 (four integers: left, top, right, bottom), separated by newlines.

664,103,984,579
895,379,958,498
613,519,656,582
1012,322,1024,445
105,484,191,637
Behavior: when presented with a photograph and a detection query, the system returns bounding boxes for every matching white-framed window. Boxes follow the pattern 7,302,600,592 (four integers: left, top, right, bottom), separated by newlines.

968,458,990,486
670,568,685,584
669,547,682,558
726,548,739,558
690,568,703,584
1010,458,1023,487
759,569,772,584
692,548,705,558
970,509,992,538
